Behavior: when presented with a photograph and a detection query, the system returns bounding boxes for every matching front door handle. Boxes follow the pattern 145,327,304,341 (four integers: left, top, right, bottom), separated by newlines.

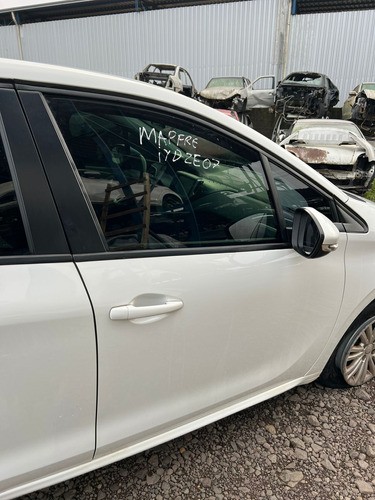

110,296,183,320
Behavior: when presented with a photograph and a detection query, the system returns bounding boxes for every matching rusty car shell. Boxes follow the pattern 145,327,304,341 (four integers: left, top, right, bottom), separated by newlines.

280,121,375,193
134,63,197,98
199,75,275,113
342,83,375,120
275,72,339,118
351,89,375,134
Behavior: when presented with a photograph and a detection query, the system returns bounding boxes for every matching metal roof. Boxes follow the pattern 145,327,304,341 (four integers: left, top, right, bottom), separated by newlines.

293,0,375,14
0,0,249,25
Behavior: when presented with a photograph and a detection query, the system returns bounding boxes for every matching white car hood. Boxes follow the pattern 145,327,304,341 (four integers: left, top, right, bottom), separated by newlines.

200,86,243,100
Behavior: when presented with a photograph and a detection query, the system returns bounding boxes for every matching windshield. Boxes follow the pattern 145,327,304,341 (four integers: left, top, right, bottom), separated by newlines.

206,77,244,89
361,83,375,91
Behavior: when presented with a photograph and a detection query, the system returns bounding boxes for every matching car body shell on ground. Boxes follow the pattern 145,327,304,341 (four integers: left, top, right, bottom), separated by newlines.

280,119,375,193
134,63,197,98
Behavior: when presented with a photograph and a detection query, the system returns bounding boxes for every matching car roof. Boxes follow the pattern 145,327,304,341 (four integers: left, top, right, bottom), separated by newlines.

210,76,245,79
144,63,180,70
284,71,325,77
294,119,355,126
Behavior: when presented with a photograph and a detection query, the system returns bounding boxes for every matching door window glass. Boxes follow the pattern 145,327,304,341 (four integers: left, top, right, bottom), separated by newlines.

0,137,29,255
46,96,280,252
269,162,336,230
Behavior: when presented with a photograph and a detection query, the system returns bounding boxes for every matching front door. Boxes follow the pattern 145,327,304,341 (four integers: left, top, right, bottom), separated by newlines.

247,75,276,108
39,92,345,456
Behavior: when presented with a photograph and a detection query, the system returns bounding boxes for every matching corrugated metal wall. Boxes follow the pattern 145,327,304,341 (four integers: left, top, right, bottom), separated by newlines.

2,0,279,90
287,9,375,105
0,27,20,59
0,0,374,105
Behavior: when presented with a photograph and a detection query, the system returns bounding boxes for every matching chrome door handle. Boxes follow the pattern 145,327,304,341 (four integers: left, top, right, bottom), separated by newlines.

110,297,183,320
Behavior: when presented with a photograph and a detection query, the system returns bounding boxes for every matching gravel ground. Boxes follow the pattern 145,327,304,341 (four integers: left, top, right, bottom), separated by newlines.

19,380,375,500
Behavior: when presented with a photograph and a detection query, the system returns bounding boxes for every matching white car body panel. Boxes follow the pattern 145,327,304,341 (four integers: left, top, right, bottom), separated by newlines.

306,197,375,376
0,263,96,494
246,75,276,109
1,375,311,500
75,243,346,456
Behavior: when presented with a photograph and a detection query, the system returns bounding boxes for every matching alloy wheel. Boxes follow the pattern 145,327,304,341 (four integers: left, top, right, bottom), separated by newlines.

341,319,375,386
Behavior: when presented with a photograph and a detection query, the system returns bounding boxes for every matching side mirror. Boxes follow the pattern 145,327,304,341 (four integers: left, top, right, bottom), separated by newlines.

292,207,339,258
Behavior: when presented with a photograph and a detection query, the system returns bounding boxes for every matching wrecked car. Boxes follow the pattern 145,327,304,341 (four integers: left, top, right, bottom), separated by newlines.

199,75,275,125
279,119,375,193
342,82,375,122
275,72,339,118
344,84,375,135
134,63,197,98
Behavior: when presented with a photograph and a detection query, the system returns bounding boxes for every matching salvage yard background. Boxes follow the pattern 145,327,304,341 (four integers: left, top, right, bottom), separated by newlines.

0,0,374,110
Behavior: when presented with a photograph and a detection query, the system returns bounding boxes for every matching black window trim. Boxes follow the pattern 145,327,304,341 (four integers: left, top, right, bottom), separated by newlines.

39,92,110,251
0,111,34,254
0,87,71,264
19,89,106,255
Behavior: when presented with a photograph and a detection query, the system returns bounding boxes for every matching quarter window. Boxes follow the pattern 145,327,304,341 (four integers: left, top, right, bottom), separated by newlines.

46,97,280,252
269,162,337,230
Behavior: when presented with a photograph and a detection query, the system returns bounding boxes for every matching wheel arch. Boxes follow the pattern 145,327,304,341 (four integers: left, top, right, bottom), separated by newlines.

305,295,375,383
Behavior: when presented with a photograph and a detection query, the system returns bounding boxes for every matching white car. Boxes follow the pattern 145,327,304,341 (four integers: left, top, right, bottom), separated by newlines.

0,59,375,500
280,119,375,193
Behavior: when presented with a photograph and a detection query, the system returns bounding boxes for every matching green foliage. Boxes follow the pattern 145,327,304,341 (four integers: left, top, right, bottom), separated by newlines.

364,181,375,202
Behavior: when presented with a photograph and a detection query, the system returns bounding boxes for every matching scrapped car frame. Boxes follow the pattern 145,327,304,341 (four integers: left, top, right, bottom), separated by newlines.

351,88,375,135
273,72,339,142
134,63,197,98
280,126,375,193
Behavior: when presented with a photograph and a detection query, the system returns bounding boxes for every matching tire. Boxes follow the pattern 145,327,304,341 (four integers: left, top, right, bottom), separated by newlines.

318,304,375,388
239,112,250,126
162,194,182,211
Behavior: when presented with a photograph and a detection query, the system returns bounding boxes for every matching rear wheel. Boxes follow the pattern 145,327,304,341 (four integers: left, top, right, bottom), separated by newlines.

318,305,375,388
